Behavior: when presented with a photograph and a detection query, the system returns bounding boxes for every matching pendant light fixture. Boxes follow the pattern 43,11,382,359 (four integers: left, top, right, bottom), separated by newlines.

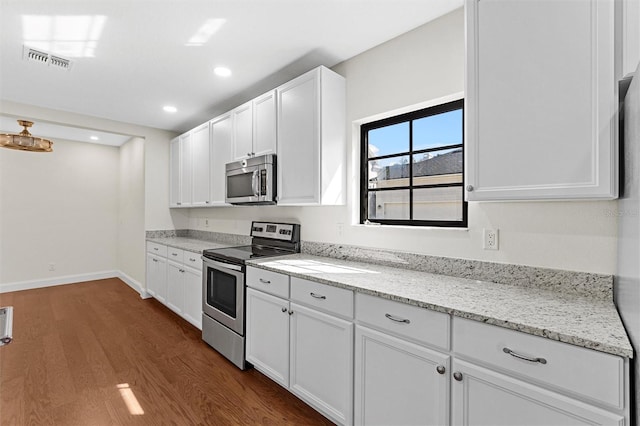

0,120,53,152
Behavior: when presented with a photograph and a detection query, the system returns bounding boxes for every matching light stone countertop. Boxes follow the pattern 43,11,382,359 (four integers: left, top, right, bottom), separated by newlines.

247,253,634,359
146,237,237,254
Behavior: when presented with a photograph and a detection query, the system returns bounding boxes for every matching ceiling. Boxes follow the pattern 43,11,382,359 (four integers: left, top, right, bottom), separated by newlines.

0,0,462,143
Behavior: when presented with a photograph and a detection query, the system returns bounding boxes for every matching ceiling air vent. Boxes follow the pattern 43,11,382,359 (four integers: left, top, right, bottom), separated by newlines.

23,46,73,70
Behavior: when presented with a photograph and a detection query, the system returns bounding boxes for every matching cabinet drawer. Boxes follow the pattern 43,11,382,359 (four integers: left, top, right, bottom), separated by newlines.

167,247,184,263
183,251,203,271
290,277,354,319
246,267,289,299
452,317,625,409
355,293,449,350
147,242,167,257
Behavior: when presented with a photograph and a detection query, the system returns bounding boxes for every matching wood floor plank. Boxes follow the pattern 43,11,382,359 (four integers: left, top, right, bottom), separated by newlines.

0,278,333,425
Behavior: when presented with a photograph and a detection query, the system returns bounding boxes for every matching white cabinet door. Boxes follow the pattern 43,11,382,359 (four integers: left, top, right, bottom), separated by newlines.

146,253,167,304
289,303,353,426
169,137,180,207
232,102,253,161
465,0,617,200
246,288,290,388
277,66,346,205
190,122,211,206
182,266,202,329
166,262,184,315
354,325,450,426
178,132,193,206
209,113,233,205
451,359,624,426
253,90,277,157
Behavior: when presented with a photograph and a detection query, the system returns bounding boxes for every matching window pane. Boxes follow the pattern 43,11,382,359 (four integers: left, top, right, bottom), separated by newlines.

368,122,409,158
413,109,462,151
413,187,464,221
368,155,410,189
413,148,463,186
367,190,409,220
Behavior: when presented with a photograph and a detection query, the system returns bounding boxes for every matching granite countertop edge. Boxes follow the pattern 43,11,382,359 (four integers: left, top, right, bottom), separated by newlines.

246,254,634,359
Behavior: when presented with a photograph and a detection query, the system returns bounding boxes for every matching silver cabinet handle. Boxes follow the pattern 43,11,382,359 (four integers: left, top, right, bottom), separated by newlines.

310,292,326,300
259,278,271,284
436,365,446,375
503,347,547,364
288,310,294,316
189,258,196,262
385,313,410,324
453,372,463,381
281,307,288,313
466,185,474,192
152,258,158,263
153,247,159,251
247,152,252,157
179,269,185,273
171,253,178,256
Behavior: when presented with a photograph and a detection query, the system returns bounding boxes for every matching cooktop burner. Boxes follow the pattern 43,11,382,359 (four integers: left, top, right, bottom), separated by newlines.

202,221,300,266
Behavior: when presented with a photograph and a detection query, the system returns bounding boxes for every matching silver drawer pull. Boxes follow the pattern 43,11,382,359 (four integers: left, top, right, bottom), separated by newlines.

503,347,547,364
172,253,178,256
259,278,271,284
152,258,158,263
310,292,326,300
189,258,196,262
385,313,410,324
153,247,159,251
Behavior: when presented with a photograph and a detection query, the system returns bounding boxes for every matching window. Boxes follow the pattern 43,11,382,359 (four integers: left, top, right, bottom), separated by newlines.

360,99,466,227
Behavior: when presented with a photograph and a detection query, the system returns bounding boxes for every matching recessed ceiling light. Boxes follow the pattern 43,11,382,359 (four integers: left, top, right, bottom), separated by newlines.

163,105,177,113
214,67,231,77
90,135,99,141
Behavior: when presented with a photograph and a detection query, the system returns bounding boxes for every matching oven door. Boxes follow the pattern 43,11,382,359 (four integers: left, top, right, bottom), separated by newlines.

202,258,245,335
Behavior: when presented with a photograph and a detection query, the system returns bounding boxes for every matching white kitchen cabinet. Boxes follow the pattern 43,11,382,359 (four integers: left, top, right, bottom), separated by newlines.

354,325,450,426
277,66,346,205
169,132,194,207
209,112,233,205
169,137,180,207
190,122,211,206
145,253,167,304
167,261,185,315
622,0,640,78
246,287,290,388
465,0,618,200
232,90,277,161
451,359,624,426
289,302,353,426
146,242,202,329
178,132,193,205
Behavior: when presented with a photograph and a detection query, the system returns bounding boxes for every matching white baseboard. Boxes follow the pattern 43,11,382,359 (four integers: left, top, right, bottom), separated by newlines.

0,270,148,296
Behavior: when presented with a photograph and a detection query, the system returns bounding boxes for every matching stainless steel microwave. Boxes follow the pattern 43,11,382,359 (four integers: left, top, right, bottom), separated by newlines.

225,154,276,205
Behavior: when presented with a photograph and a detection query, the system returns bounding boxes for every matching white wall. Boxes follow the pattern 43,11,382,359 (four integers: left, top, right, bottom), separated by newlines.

118,137,145,286
188,7,618,275
0,138,119,284
0,101,180,288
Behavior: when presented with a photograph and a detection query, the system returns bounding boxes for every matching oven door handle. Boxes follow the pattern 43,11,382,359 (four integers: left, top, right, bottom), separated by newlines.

201,257,243,272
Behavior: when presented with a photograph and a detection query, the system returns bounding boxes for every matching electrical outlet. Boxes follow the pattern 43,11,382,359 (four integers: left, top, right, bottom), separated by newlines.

48,262,56,271
204,218,209,227
337,223,344,237
483,229,499,250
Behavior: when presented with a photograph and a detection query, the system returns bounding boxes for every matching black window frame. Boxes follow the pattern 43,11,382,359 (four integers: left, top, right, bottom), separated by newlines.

360,99,467,228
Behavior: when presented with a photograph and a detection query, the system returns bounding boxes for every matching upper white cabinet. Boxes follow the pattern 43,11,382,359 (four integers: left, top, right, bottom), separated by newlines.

232,90,277,161
465,0,618,201
209,112,233,205
169,132,193,207
169,137,180,207
277,66,346,205
621,0,640,77
191,122,211,206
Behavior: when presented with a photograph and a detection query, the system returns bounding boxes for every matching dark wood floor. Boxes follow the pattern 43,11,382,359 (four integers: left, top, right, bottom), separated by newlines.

0,278,334,425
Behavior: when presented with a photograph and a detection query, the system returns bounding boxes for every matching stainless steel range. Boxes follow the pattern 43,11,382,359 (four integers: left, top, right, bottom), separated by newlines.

201,221,300,369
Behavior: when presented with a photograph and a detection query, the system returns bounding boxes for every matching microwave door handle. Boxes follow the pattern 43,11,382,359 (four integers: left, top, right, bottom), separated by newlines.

251,169,260,196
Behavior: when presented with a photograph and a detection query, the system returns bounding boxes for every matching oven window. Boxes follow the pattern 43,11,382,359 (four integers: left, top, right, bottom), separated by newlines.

227,172,254,198
206,268,237,318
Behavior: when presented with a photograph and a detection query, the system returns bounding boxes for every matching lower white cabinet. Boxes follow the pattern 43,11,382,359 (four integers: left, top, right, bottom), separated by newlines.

451,359,624,426
246,288,290,387
289,303,353,426
246,271,353,425
354,325,449,426
145,242,202,329
146,253,167,304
